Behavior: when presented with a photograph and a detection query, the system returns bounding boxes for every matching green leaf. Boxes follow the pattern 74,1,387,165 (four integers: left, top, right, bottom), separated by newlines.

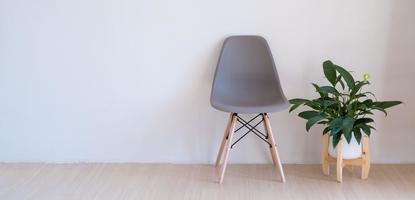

323,100,337,107
361,125,371,136
341,117,355,137
353,128,362,145
359,110,374,115
329,118,343,129
317,86,340,96
323,60,337,86
362,99,373,106
329,116,355,142
289,104,301,112
332,127,341,135
306,114,327,132
323,126,331,134
332,132,342,148
298,111,320,119
350,81,368,97
288,98,310,113
355,101,367,110
344,129,352,144
353,93,367,99
367,125,376,130
346,104,355,117
312,83,325,97
355,118,374,125
334,64,355,90
373,101,402,109
289,98,309,105
335,75,345,89
305,101,321,110
311,99,324,107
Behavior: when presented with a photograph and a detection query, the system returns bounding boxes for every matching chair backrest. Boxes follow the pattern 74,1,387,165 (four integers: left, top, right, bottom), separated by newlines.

211,35,287,111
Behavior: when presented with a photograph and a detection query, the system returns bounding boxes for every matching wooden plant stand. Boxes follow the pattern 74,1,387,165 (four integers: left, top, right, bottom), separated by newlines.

321,134,370,182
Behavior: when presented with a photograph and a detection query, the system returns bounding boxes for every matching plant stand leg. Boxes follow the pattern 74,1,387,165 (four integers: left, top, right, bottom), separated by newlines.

215,113,234,168
336,137,343,183
263,113,286,182
322,134,330,175
361,136,370,179
218,114,237,184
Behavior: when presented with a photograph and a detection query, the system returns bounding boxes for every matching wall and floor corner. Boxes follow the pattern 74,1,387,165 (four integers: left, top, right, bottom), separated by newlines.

0,0,414,164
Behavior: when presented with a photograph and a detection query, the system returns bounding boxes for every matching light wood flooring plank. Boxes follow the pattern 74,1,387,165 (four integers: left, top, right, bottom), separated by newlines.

0,164,414,200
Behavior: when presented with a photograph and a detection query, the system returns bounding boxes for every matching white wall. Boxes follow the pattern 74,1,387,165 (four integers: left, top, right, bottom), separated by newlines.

1,0,414,164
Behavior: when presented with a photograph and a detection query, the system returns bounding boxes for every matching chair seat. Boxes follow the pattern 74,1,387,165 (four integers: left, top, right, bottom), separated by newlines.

211,97,289,114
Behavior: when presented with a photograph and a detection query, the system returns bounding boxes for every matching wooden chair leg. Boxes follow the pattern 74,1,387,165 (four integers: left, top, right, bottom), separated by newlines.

322,134,330,175
263,114,278,167
218,114,237,184
215,113,234,168
263,113,286,182
336,137,343,183
262,115,276,166
361,136,370,179
267,146,277,166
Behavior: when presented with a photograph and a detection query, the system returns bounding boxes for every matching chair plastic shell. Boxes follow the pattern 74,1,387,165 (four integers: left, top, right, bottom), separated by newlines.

210,35,289,114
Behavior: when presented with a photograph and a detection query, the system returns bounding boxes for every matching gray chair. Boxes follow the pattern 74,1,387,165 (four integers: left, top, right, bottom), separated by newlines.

211,35,288,183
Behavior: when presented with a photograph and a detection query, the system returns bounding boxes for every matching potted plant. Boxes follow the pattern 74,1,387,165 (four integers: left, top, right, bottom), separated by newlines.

289,60,402,159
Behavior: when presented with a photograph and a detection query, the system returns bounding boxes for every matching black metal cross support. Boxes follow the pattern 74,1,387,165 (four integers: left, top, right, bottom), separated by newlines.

237,115,268,139
229,114,272,149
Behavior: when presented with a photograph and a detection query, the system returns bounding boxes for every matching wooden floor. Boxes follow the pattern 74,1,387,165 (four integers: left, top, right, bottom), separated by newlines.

0,164,414,200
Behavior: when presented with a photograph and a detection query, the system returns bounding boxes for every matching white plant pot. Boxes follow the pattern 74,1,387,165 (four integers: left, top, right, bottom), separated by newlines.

329,135,362,159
